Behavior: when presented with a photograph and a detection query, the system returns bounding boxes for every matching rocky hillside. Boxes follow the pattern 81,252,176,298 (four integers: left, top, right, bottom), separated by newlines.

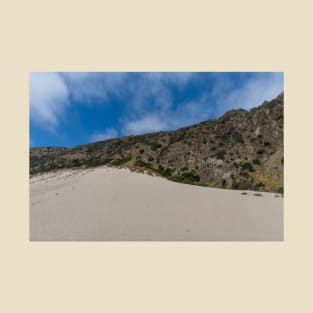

30,92,284,192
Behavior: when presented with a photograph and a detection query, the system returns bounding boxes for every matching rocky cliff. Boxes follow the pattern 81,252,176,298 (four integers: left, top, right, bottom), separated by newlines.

30,92,284,192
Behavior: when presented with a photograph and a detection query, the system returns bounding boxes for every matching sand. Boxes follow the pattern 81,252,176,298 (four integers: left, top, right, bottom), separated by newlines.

30,166,283,241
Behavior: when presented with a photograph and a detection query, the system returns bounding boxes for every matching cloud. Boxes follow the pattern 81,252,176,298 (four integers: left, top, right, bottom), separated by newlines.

120,72,198,134
90,128,118,142
170,93,212,127
121,73,283,136
213,72,284,115
30,72,284,143
30,72,196,131
146,72,195,87
122,116,168,135
61,72,128,104
30,72,128,132
122,93,212,136
30,72,69,129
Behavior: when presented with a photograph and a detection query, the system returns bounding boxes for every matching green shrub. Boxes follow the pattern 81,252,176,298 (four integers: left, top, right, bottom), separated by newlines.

255,182,265,188
135,160,153,169
150,143,162,151
252,159,261,165
277,186,284,194
241,162,255,172
181,171,200,182
167,175,194,185
215,150,226,160
86,158,112,167
233,132,244,144
148,156,154,162
240,171,250,178
71,159,83,167
167,172,200,185
232,181,253,190
111,154,132,166
86,146,94,153
157,165,173,177
139,149,144,154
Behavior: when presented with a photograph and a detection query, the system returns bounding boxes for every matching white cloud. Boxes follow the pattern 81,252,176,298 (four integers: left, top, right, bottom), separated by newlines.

61,72,128,104
90,128,118,142
214,72,284,115
170,93,212,128
30,72,69,129
146,72,195,86
30,72,195,131
121,73,283,136
122,116,168,135
122,93,212,136
30,72,284,141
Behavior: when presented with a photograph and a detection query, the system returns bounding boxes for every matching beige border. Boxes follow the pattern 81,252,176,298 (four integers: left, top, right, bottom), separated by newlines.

1,1,312,312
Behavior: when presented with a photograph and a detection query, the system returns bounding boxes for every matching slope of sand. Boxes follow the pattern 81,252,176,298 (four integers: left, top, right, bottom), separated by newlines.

30,166,283,241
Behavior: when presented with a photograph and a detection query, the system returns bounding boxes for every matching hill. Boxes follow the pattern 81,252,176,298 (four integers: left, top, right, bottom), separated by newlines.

30,92,284,192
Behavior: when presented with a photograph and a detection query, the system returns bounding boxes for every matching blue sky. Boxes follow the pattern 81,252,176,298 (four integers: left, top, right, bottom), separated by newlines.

30,72,283,147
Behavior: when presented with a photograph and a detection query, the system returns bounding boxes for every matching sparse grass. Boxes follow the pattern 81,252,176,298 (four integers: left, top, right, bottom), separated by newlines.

250,166,281,193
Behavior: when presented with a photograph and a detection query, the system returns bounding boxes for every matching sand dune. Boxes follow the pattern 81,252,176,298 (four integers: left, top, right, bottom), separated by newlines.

30,166,283,241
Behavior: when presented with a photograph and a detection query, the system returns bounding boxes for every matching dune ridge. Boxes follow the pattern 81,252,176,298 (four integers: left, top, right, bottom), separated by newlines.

30,166,283,241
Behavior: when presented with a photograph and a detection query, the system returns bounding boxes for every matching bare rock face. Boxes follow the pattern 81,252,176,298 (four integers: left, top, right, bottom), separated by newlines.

30,92,284,192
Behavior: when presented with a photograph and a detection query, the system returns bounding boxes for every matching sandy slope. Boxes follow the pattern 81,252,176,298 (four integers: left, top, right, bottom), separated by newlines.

30,166,283,241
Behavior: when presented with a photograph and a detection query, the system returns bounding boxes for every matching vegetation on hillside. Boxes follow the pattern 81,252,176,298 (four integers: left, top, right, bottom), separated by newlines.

30,93,284,192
